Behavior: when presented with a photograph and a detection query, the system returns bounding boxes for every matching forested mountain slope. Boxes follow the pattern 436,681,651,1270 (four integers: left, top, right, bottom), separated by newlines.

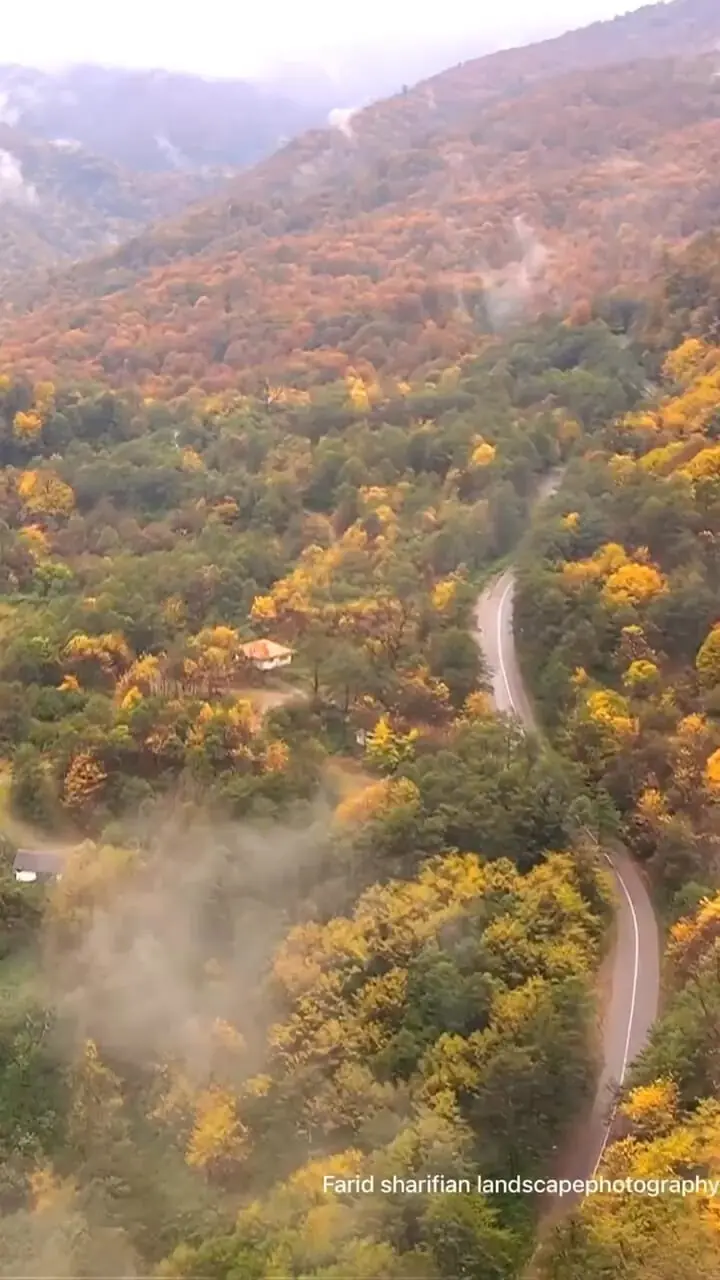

0,232,718,1277
0,306,645,1276
426,0,720,107
1,1,717,182
0,6,719,1277
0,124,238,293
0,0,718,341
517,233,720,1279
0,62,348,299
4,44,720,398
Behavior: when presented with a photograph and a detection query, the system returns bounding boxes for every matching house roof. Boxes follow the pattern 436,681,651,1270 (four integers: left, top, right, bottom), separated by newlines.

239,639,294,661
13,848,67,875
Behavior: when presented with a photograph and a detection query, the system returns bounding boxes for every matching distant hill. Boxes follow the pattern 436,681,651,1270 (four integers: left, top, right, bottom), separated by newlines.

419,0,720,108
0,64,331,173
0,60,346,292
0,123,240,293
2,0,720,397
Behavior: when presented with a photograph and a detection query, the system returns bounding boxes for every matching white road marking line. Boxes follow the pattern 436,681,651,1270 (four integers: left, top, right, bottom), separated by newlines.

590,860,641,1178
497,577,515,711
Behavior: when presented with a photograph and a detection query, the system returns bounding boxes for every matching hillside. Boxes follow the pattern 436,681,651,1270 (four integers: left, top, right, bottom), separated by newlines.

0,5,719,1276
0,124,240,294
519,230,720,1280
0,238,717,1276
0,0,715,332
3,39,720,398
423,0,720,107
0,288,647,1273
0,62,352,295
0,63,331,173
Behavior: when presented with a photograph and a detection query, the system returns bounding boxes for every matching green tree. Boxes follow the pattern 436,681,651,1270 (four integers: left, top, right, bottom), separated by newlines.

423,1194,519,1280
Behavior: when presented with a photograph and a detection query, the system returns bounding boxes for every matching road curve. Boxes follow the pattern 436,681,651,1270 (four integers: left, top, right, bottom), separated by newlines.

474,567,661,1188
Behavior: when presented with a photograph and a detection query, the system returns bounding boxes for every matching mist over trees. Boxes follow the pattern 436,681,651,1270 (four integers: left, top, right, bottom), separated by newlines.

0,2,720,1276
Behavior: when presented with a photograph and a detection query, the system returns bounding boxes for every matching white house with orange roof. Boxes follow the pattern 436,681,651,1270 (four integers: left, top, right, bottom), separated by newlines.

238,639,294,672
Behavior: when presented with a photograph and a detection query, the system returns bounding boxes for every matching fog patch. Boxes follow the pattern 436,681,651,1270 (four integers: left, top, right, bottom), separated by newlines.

154,132,192,170
0,150,39,205
0,91,20,127
482,215,550,332
0,787,344,1275
51,137,83,152
46,800,338,1082
423,86,438,111
328,106,359,139
0,1196,140,1280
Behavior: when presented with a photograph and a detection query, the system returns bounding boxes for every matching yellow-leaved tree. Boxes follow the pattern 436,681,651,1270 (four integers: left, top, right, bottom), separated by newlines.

603,560,667,607
13,409,43,440
621,1078,680,1138
469,437,497,468
697,624,720,688
17,469,74,518
705,749,720,795
185,1086,250,1181
63,632,132,684
364,715,418,771
334,777,421,830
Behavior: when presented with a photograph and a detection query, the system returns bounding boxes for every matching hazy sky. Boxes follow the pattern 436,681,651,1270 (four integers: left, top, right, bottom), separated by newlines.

4,0,655,78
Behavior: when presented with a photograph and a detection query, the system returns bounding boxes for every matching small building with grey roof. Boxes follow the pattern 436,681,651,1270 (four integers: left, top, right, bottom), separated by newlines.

13,848,67,884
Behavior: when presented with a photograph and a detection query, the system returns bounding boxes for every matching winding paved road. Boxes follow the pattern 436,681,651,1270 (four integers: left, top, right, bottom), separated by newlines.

473,507,660,1190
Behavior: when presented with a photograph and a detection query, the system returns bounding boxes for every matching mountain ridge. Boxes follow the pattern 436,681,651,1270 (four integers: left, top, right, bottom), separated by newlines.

2,0,720,396
0,63,332,173
0,121,244,294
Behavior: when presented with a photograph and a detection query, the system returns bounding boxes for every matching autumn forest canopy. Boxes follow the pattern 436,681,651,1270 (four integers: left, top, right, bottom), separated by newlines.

0,1,719,1277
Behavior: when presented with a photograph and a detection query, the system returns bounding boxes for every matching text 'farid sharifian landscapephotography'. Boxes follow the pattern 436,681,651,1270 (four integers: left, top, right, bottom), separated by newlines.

323,1174,720,1199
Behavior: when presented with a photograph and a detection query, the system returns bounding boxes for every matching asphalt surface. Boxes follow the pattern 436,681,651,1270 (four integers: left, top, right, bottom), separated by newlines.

474,566,661,1189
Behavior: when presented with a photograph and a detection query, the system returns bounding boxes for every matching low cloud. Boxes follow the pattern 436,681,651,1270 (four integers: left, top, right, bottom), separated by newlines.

482,215,550,331
0,91,20,126
46,801,337,1080
328,105,359,139
154,132,192,169
0,149,39,205
51,137,82,152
